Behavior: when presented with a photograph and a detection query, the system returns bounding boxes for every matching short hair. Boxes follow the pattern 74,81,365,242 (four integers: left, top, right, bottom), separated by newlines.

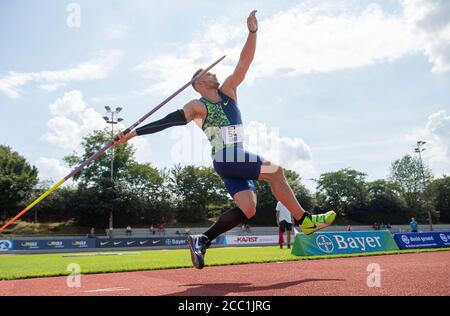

191,68,204,90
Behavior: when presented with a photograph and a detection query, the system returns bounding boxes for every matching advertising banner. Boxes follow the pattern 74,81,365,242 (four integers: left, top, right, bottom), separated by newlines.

96,235,226,248
96,238,163,248
393,231,450,249
291,230,399,256
0,240,13,251
13,238,96,251
225,235,278,246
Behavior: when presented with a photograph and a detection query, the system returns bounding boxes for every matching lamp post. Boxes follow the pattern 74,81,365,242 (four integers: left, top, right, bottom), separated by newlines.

103,106,124,230
414,140,432,231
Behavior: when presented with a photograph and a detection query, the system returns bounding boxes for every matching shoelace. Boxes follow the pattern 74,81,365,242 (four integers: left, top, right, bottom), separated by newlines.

312,214,326,223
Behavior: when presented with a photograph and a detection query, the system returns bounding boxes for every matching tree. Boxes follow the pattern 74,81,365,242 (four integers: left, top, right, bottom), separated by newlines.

31,182,77,223
62,129,168,227
430,176,450,223
315,168,368,219
0,145,38,218
364,180,410,224
169,165,230,223
119,163,174,225
389,155,434,221
64,129,136,186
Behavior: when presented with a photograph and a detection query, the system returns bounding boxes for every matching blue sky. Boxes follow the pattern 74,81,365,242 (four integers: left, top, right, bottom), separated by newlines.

1,0,449,192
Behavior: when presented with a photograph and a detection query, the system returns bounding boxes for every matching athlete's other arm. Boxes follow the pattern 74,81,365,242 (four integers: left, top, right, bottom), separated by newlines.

112,100,204,146
220,10,258,98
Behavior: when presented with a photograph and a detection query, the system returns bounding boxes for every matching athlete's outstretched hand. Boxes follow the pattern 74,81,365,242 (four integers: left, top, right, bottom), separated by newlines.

112,130,137,147
247,10,258,33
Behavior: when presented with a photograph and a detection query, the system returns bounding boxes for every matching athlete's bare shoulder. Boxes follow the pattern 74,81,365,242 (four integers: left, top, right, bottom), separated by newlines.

183,99,207,123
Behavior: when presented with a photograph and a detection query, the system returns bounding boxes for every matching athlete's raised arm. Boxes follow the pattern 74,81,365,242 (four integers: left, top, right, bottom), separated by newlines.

221,10,258,94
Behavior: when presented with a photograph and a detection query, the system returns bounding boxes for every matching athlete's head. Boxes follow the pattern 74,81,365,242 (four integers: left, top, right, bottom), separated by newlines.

192,68,220,93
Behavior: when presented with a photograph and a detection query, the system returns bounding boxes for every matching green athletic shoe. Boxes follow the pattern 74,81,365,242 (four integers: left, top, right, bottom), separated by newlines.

301,211,336,235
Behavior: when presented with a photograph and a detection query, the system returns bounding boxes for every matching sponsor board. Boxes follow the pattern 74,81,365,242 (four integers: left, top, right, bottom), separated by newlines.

97,236,226,248
12,238,96,251
393,231,450,249
291,231,399,256
226,235,278,245
96,238,164,248
0,240,13,251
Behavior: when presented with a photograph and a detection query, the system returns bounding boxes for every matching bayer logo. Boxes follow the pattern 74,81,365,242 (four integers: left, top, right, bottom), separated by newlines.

439,234,448,243
401,235,410,245
0,240,13,251
315,235,334,253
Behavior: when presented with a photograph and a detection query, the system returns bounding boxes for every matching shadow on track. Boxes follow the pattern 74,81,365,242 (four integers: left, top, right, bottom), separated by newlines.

166,278,345,296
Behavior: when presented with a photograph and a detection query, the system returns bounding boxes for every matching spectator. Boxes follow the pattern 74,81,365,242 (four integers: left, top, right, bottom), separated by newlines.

346,225,352,232
149,225,156,235
241,221,251,234
372,222,378,230
386,223,391,230
88,227,95,238
158,223,165,235
126,225,132,236
410,217,418,233
276,201,293,249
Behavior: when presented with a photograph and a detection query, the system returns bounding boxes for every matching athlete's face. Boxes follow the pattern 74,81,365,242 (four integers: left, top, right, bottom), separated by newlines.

199,72,220,89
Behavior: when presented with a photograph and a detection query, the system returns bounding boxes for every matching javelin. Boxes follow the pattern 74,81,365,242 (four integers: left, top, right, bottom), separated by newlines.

0,55,226,233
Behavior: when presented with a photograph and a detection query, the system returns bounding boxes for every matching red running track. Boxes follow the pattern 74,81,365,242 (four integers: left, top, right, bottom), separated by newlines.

1,251,449,296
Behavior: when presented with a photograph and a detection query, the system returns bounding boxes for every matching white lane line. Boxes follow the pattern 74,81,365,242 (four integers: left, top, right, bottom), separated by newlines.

84,287,130,293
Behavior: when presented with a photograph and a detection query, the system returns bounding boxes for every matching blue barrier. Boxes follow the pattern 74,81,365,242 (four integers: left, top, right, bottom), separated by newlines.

96,235,226,248
393,231,450,249
13,238,96,250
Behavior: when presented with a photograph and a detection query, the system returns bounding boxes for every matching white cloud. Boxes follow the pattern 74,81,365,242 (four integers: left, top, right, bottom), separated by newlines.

41,90,153,163
244,121,314,178
401,0,450,73
0,50,122,98
35,157,71,182
133,0,450,95
0,72,34,98
42,90,107,150
254,2,419,77
407,110,450,163
129,136,152,162
48,90,86,116
423,110,450,162
39,83,67,92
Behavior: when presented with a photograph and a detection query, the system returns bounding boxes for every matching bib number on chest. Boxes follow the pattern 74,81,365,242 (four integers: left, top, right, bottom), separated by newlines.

221,124,244,144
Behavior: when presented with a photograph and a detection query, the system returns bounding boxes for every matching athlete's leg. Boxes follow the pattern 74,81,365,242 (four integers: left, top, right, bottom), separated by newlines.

287,224,292,247
258,160,336,235
203,189,256,241
258,161,306,221
188,189,255,270
203,205,248,243
232,189,257,219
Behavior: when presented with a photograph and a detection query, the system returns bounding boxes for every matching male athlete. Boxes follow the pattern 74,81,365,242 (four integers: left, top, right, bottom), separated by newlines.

114,10,336,269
